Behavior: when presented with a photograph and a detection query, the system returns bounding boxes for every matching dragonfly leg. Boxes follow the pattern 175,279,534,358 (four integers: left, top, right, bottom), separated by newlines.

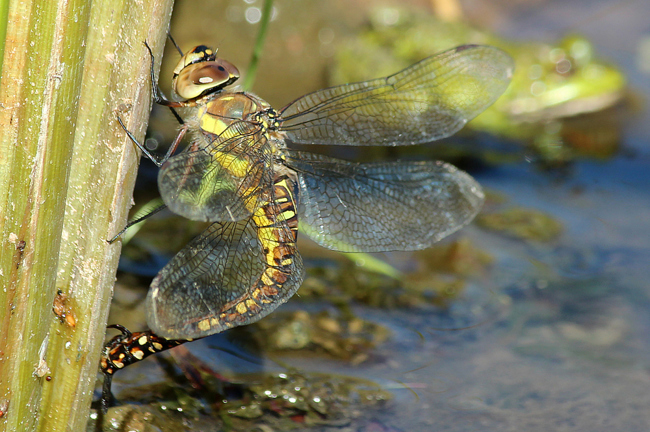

160,122,188,164
108,119,187,243
115,42,189,166
166,31,184,57
107,201,168,244
142,41,185,119
116,114,188,167
116,114,163,166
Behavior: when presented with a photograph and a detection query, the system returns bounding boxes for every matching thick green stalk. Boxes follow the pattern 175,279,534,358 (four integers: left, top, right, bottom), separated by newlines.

242,0,274,91
0,0,173,430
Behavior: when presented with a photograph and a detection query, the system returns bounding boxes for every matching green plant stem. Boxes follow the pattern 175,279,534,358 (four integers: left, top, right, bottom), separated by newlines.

242,0,274,91
0,0,173,430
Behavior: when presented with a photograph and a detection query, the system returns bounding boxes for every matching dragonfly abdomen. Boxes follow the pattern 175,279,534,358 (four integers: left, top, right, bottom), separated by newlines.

243,175,299,307
101,326,185,376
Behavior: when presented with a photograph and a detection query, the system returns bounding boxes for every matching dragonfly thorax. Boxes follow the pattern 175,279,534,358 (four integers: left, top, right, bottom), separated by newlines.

198,91,276,139
252,107,281,131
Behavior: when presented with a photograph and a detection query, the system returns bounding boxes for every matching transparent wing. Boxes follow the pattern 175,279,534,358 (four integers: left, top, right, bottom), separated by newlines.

280,45,513,146
158,121,273,222
285,151,484,252
146,218,304,340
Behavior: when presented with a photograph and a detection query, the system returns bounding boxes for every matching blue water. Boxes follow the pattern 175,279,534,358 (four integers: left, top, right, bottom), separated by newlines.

360,1,650,428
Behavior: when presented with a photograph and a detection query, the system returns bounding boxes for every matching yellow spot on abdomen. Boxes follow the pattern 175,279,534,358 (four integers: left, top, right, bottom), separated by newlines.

261,269,275,285
198,319,211,332
236,302,248,314
281,209,295,220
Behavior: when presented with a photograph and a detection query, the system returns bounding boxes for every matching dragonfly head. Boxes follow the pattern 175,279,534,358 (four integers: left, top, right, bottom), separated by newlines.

172,45,240,101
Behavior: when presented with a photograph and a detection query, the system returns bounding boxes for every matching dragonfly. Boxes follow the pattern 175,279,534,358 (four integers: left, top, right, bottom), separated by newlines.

101,43,513,404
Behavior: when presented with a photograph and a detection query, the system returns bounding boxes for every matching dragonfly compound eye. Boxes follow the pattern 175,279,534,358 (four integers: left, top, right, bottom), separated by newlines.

172,45,217,74
173,58,240,100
